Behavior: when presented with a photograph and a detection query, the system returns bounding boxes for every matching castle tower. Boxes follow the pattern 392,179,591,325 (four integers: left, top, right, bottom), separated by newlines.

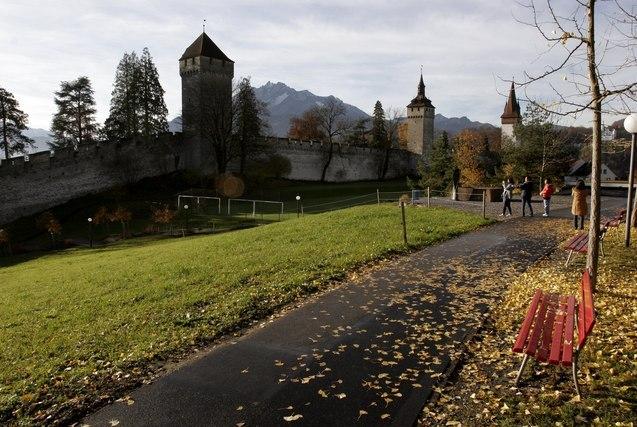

405,74,435,160
501,82,522,144
180,32,234,172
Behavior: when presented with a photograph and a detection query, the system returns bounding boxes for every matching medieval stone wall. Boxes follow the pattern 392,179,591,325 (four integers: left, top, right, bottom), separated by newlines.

257,137,417,182
0,135,417,225
0,134,186,225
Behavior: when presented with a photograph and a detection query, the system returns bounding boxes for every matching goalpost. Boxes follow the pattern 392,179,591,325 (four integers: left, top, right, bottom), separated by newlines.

177,195,222,214
227,198,284,217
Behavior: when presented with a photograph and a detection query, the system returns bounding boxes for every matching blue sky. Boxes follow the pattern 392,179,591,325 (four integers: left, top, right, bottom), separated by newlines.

1,0,634,129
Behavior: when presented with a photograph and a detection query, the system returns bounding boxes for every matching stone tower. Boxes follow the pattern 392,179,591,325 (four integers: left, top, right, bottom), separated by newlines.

501,82,522,144
180,32,234,172
405,74,435,161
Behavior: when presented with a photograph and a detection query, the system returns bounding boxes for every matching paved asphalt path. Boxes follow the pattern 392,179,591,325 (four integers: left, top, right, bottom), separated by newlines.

85,200,622,427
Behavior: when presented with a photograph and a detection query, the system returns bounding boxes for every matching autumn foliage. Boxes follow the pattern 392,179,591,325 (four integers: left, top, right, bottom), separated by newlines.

288,110,325,141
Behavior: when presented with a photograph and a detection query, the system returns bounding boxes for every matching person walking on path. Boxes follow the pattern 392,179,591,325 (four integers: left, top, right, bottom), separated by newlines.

501,178,514,217
520,176,534,217
539,179,555,217
571,179,589,229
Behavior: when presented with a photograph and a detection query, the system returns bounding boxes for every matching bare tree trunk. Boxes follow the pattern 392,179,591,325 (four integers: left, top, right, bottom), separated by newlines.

320,143,334,182
585,0,601,288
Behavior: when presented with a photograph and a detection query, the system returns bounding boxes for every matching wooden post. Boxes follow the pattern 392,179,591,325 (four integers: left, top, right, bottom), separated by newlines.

427,187,431,208
252,201,256,217
401,202,408,245
377,189,380,205
483,190,487,219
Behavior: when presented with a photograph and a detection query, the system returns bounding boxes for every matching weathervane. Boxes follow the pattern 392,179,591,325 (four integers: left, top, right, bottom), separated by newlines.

203,19,206,34
420,64,423,75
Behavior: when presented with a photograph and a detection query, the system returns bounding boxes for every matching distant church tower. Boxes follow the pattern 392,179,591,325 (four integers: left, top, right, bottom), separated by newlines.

405,74,435,160
501,82,522,144
180,32,234,172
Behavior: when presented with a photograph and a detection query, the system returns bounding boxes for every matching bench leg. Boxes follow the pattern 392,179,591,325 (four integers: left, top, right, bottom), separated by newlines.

515,354,530,385
572,353,581,399
565,250,574,267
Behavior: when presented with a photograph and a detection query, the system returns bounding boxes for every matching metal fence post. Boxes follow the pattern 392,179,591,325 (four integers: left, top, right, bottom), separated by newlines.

482,190,487,219
252,201,256,217
227,199,231,215
377,189,380,205
427,187,431,208
401,202,408,245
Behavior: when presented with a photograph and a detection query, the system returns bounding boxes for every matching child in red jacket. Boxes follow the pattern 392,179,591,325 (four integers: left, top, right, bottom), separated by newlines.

539,179,555,217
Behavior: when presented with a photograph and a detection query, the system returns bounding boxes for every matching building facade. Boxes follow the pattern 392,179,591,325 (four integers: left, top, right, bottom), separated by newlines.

403,75,435,161
501,82,522,143
179,32,234,172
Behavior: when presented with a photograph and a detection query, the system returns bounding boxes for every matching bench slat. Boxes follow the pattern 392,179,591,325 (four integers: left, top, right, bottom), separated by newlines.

526,293,551,356
573,234,589,253
561,295,576,366
513,289,543,353
578,270,596,349
548,296,568,364
536,294,558,362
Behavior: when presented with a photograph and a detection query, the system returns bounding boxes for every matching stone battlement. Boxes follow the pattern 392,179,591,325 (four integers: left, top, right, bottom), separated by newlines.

0,133,183,178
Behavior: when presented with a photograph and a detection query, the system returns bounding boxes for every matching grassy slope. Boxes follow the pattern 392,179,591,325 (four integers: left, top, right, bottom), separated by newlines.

0,205,489,424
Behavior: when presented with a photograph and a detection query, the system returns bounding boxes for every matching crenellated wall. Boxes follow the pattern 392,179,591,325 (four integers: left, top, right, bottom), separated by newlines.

0,134,187,225
0,135,417,225
257,137,417,182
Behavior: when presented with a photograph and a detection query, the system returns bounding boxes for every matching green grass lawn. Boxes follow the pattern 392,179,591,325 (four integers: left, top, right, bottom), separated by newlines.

0,205,489,424
6,176,410,248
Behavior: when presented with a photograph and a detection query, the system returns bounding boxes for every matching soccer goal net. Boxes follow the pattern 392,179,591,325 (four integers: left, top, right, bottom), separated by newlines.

177,195,222,214
227,198,284,217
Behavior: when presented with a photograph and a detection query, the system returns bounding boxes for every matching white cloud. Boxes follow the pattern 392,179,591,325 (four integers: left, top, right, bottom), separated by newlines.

0,0,633,129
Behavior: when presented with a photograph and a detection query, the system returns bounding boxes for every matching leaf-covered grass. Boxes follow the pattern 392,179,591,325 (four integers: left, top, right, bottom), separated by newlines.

420,221,637,426
0,205,489,425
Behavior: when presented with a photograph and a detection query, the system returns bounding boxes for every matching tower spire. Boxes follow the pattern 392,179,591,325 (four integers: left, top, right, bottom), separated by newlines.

203,19,206,34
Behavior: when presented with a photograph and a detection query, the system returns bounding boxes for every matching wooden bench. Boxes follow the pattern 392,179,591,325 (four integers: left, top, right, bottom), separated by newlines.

603,209,626,230
563,228,608,267
512,270,596,397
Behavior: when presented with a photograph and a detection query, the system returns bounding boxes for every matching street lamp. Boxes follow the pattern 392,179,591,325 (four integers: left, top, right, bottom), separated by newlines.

184,204,190,232
87,217,93,248
295,195,301,218
624,113,637,247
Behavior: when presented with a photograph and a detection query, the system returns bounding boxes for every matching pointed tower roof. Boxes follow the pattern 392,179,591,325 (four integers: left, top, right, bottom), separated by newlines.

501,82,521,122
407,73,434,108
180,32,233,62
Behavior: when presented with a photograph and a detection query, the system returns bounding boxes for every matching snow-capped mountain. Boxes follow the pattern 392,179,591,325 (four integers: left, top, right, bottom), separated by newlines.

254,81,369,136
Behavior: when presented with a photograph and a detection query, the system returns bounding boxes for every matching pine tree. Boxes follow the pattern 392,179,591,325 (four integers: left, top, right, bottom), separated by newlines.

138,48,168,141
234,77,266,173
50,76,98,149
103,52,142,142
372,100,387,147
417,131,455,192
0,87,33,159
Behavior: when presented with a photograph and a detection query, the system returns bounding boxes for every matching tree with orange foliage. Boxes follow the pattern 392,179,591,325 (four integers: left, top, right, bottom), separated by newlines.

454,129,489,187
111,206,132,238
36,211,62,245
288,109,325,141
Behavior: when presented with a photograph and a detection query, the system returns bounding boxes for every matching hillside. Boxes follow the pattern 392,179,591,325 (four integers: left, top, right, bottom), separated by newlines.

0,205,490,424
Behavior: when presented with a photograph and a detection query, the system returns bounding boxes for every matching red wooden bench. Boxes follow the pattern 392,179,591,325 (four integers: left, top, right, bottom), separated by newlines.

512,270,596,397
563,228,608,267
603,209,626,230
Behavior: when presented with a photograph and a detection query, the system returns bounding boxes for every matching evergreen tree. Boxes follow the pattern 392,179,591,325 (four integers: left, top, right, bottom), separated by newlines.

0,87,33,159
50,76,98,149
417,131,455,192
234,77,267,174
345,118,369,145
138,48,168,140
103,52,142,142
371,100,387,147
